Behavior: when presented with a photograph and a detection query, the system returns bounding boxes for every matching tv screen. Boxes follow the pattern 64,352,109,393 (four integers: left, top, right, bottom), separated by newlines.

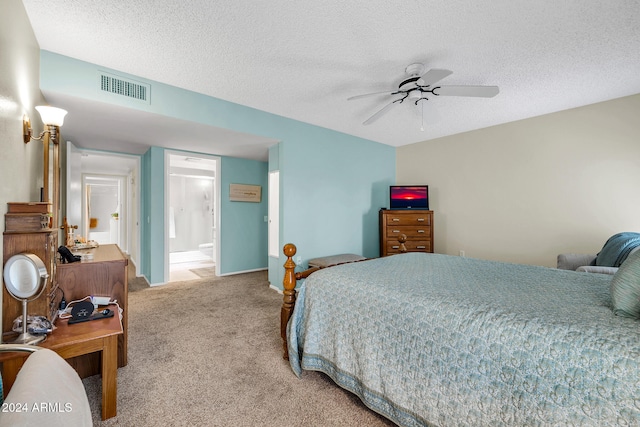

390,185,429,209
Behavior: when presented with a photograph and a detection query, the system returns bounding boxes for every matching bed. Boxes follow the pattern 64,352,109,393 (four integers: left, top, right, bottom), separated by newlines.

280,244,640,426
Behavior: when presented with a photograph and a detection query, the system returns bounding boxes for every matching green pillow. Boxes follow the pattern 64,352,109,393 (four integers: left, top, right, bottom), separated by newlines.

610,248,640,318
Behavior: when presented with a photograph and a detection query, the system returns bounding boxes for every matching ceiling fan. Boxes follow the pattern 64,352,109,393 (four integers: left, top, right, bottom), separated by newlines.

348,63,499,128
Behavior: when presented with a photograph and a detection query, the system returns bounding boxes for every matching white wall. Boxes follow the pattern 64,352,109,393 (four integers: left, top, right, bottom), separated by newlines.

0,0,47,330
0,0,46,208
397,94,640,267
0,1,46,252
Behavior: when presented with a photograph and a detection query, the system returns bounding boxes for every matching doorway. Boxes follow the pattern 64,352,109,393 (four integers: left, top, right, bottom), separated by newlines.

165,152,220,282
63,144,140,268
83,175,126,247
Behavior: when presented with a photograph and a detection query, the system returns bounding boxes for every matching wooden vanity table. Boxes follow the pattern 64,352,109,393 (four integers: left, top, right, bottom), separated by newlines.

56,244,128,377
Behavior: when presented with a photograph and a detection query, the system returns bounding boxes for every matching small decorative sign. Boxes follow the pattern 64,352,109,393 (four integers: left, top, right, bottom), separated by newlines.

229,184,262,202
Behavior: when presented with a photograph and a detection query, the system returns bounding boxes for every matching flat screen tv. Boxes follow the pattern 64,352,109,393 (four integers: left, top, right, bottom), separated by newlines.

390,185,429,209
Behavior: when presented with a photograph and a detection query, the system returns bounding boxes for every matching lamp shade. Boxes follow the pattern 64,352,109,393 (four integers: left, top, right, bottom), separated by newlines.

36,106,67,127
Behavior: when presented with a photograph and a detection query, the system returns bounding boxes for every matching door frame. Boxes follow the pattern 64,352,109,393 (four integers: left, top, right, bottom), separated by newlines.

164,150,221,282
64,146,140,269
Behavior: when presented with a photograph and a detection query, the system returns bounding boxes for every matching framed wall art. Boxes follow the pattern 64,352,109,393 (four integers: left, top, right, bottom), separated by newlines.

229,184,261,202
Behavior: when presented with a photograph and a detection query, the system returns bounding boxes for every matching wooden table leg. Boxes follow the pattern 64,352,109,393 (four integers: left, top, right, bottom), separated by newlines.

0,357,25,397
101,335,118,420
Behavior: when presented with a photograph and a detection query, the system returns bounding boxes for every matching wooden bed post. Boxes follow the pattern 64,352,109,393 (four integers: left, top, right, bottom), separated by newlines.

281,243,297,360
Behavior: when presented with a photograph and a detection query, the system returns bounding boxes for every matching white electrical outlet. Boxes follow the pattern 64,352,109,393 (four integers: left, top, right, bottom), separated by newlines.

459,250,465,257
295,255,302,264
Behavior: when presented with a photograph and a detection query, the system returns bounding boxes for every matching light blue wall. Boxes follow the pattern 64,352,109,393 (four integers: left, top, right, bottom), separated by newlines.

140,147,165,282
266,131,395,290
40,51,395,286
140,149,268,282
279,128,395,278
219,156,268,274
266,127,395,291
40,51,287,140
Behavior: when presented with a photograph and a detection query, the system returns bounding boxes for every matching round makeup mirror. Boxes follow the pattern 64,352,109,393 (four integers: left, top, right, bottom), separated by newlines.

3,253,49,344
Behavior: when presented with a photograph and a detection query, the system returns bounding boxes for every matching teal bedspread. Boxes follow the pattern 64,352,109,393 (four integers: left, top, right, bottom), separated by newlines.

287,253,640,426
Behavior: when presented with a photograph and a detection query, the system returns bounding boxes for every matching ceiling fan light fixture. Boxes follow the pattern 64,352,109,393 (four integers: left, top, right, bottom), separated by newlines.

349,62,499,128
408,90,422,100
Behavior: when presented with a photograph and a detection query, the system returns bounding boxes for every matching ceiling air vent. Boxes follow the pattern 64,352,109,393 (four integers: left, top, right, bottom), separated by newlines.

99,72,151,104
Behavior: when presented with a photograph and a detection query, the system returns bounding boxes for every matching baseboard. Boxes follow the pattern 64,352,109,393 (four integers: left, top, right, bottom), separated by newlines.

269,282,303,293
269,284,283,294
216,267,267,277
148,267,266,287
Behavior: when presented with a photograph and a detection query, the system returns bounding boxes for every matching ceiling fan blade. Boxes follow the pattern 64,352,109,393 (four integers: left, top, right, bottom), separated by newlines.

419,69,453,86
363,100,399,125
347,90,395,101
434,85,499,97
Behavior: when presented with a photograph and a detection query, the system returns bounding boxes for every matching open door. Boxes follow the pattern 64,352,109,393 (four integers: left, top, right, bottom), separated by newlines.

64,141,83,233
268,171,279,257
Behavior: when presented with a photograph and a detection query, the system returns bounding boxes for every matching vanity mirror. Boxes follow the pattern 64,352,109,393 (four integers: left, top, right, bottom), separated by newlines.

3,253,49,344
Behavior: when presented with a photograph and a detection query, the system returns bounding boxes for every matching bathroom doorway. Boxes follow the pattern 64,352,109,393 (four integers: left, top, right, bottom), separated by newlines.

165,152,220,282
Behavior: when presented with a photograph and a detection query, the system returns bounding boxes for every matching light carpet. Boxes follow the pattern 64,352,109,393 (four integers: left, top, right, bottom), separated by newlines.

83,271,394,426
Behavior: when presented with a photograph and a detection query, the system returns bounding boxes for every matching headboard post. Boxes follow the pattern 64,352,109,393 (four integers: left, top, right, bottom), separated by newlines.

281,243,297,360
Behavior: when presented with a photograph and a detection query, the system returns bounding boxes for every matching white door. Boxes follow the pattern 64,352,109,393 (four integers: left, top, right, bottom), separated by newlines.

65,141,82,230
268,171,280,257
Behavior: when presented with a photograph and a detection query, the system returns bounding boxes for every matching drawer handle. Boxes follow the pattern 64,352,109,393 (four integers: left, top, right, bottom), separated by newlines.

391,245,399,249
417,229,425,233
392,229,400,233
417,218,425,222
392,218,400,222
416,246,426,249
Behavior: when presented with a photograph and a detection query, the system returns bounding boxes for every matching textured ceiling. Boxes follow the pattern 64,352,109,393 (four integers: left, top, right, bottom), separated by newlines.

21,0,640,161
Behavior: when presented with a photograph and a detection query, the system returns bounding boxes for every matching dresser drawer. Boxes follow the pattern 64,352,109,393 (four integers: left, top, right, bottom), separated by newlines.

380,209,433,257
385,213,431,226
385,226,431,239
386,240,432,254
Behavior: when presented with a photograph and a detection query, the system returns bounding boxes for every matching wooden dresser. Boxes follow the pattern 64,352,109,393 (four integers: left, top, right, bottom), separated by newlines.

2,203,60,335
56,244,128,377
379,209,433,256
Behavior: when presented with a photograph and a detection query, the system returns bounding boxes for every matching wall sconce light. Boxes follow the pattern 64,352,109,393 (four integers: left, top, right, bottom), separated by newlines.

22,105,68,230
23,106,68,143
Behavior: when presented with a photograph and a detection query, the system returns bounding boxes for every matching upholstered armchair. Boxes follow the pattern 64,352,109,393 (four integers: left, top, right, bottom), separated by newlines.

0,344,92,426
556,253,619,275
557,232,640,275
